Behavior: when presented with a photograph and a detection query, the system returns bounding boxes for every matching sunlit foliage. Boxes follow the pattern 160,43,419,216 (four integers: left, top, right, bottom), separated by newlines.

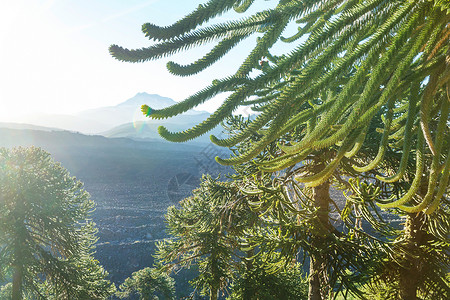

110,0,449,213
0,147,115,299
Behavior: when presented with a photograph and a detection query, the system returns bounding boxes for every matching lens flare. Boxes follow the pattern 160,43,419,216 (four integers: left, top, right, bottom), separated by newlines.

132,107,146,134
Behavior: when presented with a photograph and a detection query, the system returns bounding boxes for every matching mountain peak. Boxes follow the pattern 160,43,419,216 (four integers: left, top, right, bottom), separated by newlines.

117,93,176,109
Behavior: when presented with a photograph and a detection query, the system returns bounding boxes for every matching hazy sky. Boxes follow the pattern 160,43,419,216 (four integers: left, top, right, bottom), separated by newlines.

0,0,277,121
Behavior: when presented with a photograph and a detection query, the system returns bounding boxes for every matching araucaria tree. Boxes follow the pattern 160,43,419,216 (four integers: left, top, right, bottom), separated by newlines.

0,147,115,299
116,267,175,300
110,0,449,299
155,174,309,300
156,175,249,300
110,0,449,213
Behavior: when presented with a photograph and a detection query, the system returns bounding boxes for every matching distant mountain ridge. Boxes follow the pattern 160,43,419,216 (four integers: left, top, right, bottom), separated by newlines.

115,92,176,109
101,116,224,144
12,93,213,138
0,122,62,132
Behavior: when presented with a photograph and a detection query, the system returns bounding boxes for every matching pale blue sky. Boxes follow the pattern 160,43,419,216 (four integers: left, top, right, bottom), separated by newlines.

0,0,286,121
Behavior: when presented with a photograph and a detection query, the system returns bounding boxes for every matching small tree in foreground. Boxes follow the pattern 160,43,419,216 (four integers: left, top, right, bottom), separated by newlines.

116,267,175,300
0,147,115,299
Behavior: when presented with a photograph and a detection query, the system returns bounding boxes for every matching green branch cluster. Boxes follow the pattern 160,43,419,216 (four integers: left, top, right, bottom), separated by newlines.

111,0,449,213
0,147,115,300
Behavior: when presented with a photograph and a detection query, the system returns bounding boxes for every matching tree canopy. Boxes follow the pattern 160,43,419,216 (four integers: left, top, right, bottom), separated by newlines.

110,0,449,214
110,1,449,299
116,267,175,300
0,147,115,299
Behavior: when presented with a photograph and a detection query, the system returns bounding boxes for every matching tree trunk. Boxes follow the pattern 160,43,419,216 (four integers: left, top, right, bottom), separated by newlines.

399,270,419,300
398,213,427,300
12,220,25,300
308,256,324,300
242,250,254,300
12,263,23,300
210,284,219,300
308,179,331,300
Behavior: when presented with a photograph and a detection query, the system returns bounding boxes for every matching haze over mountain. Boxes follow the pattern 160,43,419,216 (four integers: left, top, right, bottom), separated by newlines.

98,93,221,143
0,122,62,132
12,93,214,138
76,92,206,129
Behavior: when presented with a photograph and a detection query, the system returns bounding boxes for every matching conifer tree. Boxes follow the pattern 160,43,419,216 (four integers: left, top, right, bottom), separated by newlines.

346,152,450,299
110,0,449,213
228,108,448,300
0,147,115,300
227,255,308,300
227,120,391,299
155,175,257,300
116,267,175,300
110,1,449,298
155,173,309,300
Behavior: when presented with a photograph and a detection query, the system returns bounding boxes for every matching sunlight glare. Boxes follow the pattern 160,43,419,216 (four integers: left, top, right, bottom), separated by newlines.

132,107,146,133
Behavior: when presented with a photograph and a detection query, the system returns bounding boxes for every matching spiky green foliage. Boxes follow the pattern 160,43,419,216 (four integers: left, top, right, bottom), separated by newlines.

0,283,12,300
155,173,312,299
236,168,395,299
155,170,312,299
212,116,397,298
111,0,449,213
154,112,439,298
141,0,255,41
344,161,450,299
116,267,175,300
155,175,258,299
377,213,449,300
0,147,115,300
227,258,308,300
